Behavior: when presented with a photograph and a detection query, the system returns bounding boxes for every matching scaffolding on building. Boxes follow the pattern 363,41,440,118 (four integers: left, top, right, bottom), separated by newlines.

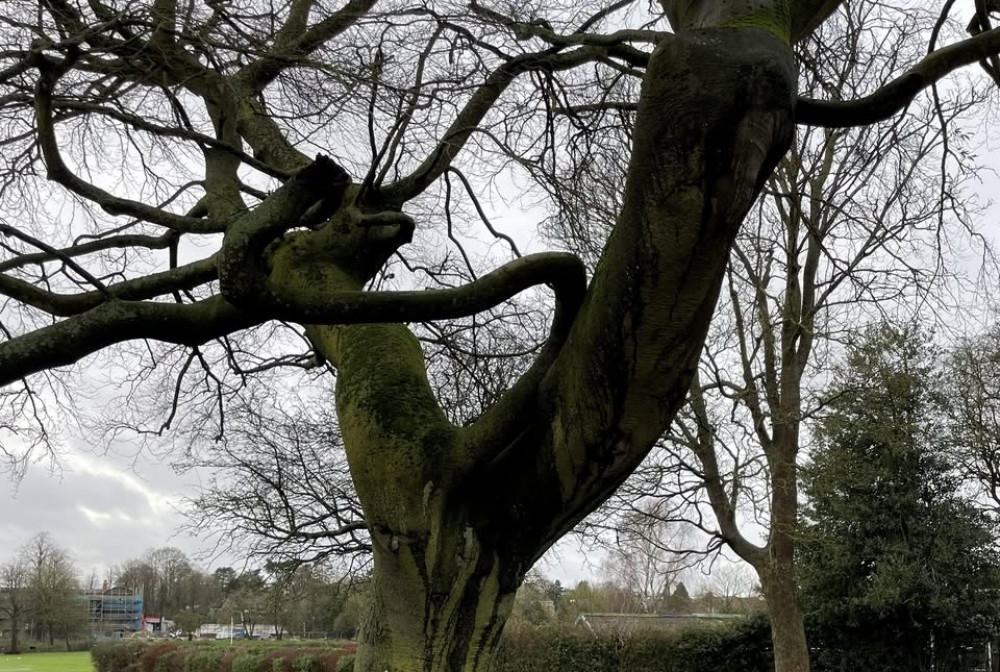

85,584,144,638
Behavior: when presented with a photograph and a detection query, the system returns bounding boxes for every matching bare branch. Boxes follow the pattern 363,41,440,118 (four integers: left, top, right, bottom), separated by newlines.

33,55,218,232
797,26,1000,127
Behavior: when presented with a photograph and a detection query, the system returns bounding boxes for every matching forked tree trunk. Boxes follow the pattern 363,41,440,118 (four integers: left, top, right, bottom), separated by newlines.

306,21,798,672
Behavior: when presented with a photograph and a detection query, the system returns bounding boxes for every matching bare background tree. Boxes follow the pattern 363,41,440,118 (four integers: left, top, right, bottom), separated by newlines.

0,554,31,654
177,392,369,569
596,514,694,614
948,326,1000,514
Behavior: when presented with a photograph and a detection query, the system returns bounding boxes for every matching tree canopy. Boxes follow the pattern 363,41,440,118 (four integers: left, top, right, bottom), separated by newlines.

4,1,1000,670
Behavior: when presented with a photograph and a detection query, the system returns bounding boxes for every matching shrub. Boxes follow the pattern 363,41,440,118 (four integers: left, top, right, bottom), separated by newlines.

154,650,186,672
494,619,773,672
218,648,241,672
266,650,292,672
92,641,151,672
92,640,354,672
292,654,320,672
317,651,349,672
335,655,355,672
141,643,179,672
232,651,266,672
495,625,620,672
184,648,224,672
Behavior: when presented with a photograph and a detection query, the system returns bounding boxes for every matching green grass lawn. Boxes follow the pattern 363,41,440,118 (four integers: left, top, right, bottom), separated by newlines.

0,652,93,672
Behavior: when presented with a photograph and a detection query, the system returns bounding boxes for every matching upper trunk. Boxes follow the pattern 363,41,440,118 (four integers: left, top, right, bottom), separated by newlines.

524,26,797,554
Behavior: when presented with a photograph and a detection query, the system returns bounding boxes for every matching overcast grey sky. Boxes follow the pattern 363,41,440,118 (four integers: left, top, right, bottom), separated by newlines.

3,0,1000,593
0,441,599,585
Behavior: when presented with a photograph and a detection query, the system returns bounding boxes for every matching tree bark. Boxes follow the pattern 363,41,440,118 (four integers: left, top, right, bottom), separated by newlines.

760,563,810,672
354,525,517,672
757,435,810,672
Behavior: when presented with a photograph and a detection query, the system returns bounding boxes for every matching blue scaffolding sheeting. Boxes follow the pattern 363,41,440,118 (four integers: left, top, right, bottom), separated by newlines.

85,587,143,636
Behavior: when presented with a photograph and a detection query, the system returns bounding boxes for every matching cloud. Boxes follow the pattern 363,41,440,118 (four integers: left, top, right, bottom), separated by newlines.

62,451,180,517
0,447,206,581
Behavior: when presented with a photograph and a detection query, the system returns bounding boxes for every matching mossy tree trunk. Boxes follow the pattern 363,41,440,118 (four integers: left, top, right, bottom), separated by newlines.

4,0,999,669
273,18,801,671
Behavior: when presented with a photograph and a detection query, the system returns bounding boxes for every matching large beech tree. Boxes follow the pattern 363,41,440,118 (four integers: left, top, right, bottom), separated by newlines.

2,1,1000,670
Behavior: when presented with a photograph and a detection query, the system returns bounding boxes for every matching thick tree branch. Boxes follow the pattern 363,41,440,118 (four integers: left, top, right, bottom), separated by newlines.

267,252,586,329
218,156,352,304
0,295,256,386
797,26,1000,127
232,93,313,175
0,254,217,316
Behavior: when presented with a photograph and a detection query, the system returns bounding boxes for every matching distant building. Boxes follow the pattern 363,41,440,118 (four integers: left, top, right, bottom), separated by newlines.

84,583,143,638
575,612,746,634
143,615,174,634
197,623,279,640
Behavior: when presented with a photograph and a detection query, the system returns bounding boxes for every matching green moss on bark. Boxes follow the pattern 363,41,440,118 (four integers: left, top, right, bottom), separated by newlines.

721,2,792,44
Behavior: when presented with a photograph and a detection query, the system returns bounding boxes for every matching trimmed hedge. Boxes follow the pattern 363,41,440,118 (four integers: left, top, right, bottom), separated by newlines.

493,617,773,672
89,618,989,672
142,642,179,672
92,642,356,672
231,651,265,672
291,654,320,672
186,649,225,672
89,627,768,672
493,617,989,672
